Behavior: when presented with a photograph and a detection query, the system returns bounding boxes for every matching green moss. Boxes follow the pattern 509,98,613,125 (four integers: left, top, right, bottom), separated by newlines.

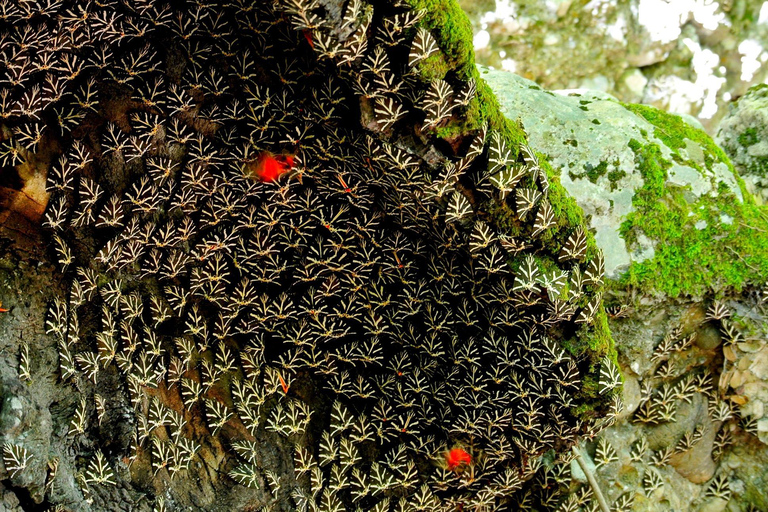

570,307,622,421
744,156,768,178
567,159,618,185
738,127,760,148
622,103,735,176
415,52,450,81
584,160,608,183
485,201,522,236
617,136,768,297
607,169,626,191
403,0,475,80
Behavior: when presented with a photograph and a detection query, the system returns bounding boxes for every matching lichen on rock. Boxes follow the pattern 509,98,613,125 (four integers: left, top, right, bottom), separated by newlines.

717,84,768,204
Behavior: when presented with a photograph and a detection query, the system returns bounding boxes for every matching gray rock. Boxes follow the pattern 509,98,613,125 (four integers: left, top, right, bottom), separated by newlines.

670,418,717,484
698,497,729,512
570,451,593,484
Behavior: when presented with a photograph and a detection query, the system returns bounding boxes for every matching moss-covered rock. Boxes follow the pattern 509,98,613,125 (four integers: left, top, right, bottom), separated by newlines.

716,84,768,204
484,67,768,298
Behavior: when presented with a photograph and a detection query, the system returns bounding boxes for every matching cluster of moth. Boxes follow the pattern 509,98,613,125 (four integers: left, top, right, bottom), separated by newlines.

524,293,768,512
580,297,768,511
2,0,619,510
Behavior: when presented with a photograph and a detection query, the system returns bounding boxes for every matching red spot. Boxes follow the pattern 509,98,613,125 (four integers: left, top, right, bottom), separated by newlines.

278,373,289,394
445,448,471,470
255,153,294,182
0,302,8,312
303,30,314,49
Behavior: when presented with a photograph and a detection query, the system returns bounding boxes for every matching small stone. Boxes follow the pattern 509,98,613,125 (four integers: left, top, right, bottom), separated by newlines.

627,47,670,67
570,458,587,483
3,489,20,508
696,324,722,350
737,353,755,371
737,340,765,353
622,68,648,99
742,399,764,419
1,396,24,431
695,220,708,230
698,497,728,512
744,381,765,397
749,348,768,379
754,414,768,440
729,369,748,388
579,75,610,92
620,373,643,417
570,451,596,484
719,214,734,225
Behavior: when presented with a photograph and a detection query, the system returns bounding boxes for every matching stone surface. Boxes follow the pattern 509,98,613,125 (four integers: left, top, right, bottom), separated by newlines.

483,66,745,281
716,84,768,204
669,418,718,484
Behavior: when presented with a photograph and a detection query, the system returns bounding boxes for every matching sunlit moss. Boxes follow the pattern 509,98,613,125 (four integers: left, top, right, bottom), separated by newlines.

616,107,768,297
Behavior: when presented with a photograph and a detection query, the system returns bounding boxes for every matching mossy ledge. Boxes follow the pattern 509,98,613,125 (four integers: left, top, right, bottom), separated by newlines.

407,0,617,413
617,103,768,298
